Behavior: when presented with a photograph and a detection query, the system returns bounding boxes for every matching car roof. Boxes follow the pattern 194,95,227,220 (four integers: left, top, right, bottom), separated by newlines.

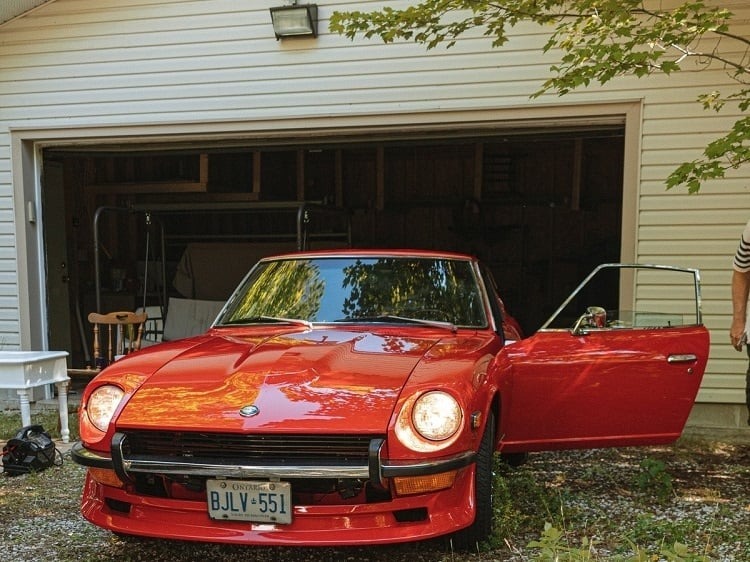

260,249,478,261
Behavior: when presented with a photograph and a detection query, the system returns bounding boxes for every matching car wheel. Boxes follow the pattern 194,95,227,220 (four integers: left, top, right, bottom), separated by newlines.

449,410,495,551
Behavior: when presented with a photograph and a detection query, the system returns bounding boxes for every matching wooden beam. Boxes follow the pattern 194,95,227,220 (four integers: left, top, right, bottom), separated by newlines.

473,142,483,201
376,147,384,211
297,149,305,201
86,181,207,194
571,138,582,211
199,153,208,185
335,149,343,207
252,151,261,197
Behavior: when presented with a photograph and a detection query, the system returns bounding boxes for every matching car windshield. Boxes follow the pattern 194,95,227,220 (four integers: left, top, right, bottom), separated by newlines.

216,256,488,328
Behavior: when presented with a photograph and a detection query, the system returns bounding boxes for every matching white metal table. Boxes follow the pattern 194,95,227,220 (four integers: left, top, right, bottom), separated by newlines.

0,351,71,443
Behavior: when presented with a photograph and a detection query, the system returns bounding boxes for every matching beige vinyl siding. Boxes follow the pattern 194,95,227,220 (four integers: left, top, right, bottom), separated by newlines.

0,0,749,405
0,128,19,347
0,0,52,26
0,2,552,124
635,32,749,402
634,0,750,403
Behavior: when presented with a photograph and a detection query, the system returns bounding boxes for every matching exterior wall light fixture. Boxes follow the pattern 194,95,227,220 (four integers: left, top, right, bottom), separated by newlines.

270,2,318,40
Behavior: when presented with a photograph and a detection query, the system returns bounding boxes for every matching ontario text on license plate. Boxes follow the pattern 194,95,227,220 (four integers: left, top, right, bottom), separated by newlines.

206,479,292,524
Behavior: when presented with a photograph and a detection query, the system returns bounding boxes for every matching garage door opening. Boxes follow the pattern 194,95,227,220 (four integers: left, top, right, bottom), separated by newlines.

42,126,624,369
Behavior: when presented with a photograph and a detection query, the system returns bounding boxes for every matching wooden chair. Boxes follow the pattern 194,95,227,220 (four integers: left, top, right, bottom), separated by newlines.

68,311,147,378
89,310,148,368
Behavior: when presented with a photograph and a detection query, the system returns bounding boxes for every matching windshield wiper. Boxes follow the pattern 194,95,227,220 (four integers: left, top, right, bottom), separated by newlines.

335,314,457,332
220,315,313,329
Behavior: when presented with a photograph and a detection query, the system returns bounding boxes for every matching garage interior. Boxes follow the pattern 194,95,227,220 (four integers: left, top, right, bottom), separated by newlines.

43,126,624,369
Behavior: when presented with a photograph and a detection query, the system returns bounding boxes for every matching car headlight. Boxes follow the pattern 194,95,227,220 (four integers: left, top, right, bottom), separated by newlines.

395,390,464,453
412,391,462,441
87,385,125,432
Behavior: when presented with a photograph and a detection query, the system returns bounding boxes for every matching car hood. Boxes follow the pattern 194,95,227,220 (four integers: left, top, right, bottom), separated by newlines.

115,328,441,434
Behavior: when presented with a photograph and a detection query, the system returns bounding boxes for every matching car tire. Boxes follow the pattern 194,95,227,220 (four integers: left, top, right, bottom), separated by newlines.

449,410,495,551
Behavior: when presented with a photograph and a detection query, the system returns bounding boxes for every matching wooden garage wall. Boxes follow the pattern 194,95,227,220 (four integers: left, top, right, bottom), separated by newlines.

0,0,749,404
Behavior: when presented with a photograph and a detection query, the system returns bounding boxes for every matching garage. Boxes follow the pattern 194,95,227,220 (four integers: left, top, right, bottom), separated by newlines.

40,124,624,369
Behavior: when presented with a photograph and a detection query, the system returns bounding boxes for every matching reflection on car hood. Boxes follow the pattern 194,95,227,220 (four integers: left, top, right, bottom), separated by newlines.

115,328,440,433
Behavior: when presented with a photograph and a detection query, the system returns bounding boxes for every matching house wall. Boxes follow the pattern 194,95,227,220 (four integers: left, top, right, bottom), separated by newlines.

1,0,749,430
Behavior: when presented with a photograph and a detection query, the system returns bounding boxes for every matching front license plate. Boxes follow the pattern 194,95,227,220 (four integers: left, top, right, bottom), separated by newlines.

206,479,292,524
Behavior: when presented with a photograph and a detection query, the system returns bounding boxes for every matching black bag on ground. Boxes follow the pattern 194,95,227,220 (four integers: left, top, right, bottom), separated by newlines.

1,425,59,476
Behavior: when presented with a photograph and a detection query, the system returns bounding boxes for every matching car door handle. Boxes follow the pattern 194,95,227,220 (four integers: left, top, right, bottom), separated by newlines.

667,354,697,364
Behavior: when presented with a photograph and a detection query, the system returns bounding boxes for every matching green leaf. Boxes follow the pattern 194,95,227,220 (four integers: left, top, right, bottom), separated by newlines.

330,0,749,192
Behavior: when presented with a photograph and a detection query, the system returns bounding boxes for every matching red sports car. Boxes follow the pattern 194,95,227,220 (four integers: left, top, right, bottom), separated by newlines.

72,250,709,548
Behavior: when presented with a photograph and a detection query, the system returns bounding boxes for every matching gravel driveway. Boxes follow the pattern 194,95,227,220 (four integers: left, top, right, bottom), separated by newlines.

2,436,749,561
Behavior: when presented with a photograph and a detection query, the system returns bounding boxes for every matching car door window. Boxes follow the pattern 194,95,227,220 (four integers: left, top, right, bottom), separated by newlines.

540,263,702,332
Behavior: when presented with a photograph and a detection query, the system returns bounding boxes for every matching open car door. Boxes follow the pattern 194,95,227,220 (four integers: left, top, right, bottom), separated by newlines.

498,264,710,453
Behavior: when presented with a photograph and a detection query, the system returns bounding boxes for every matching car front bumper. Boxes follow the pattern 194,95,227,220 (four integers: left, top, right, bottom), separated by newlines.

72,434,478,545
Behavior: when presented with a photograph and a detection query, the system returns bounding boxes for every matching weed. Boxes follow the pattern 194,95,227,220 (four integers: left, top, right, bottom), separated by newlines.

634,457,673,500
526,524,709,561
491,458,564,545
527,522,596,560
660,541,711,562
627,513,702,549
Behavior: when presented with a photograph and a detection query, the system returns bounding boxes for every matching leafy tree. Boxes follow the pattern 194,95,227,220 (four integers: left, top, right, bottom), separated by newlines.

330,1,749,193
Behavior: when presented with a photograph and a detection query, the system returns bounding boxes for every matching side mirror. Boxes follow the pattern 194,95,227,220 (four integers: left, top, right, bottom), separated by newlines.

571,306,607,335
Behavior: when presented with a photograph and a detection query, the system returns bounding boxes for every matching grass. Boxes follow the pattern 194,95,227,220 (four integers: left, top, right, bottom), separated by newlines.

0,409,80,441
493,444,750,560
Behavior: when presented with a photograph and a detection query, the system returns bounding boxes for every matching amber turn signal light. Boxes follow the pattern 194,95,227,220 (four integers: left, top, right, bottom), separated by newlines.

393,470,457,496
89,468,125,488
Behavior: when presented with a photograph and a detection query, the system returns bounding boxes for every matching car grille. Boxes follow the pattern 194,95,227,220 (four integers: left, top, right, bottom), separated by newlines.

121,430,378,462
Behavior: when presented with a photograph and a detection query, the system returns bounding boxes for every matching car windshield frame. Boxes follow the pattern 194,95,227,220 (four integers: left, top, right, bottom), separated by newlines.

215,255,490,329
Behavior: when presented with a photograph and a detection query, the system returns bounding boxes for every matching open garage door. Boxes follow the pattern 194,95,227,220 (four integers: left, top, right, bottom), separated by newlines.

42,124,624,369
